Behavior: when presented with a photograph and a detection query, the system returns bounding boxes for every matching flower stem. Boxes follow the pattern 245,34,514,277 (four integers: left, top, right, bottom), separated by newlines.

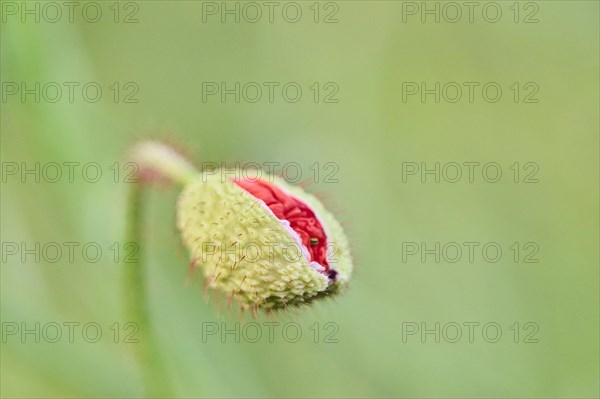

129,140,199,186
125,183,170,396
124,141,199,396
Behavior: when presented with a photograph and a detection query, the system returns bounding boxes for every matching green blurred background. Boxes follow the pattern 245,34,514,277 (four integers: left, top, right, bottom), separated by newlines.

1,1,598,398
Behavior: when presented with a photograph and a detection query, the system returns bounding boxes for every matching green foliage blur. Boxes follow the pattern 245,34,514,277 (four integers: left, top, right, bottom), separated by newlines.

1,1,598,398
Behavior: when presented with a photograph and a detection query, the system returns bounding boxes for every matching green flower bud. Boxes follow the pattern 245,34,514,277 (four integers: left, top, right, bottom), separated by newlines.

176,172,352,310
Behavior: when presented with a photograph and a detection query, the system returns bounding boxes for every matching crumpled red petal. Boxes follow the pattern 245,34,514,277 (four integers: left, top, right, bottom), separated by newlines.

234,178,329,272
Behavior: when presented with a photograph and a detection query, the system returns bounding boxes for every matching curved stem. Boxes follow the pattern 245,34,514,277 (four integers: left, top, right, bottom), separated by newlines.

125,183,170,396
129,140,199,186
125,141,199,396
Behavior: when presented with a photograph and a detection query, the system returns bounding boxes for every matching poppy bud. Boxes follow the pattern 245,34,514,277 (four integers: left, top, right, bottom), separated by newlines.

177,172,352,310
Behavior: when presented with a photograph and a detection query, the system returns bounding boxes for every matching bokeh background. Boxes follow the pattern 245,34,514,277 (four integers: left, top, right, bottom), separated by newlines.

1,1,599,398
